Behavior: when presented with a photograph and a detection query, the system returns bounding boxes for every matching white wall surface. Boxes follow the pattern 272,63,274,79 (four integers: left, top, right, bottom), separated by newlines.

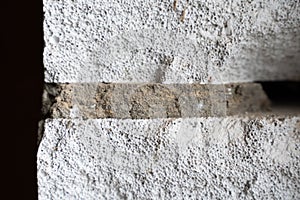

43,0,300,83
40,1,300,199
38,117,300,199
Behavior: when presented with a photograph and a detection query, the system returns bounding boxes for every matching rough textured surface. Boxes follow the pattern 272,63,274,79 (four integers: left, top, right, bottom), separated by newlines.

42,83,270,119
44,0,300,83
38,116,300,199
41,0,300,199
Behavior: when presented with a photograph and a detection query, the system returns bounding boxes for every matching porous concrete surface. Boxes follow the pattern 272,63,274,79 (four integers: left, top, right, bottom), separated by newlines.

42,83,270,119
41,1,300,199
44,0,300,83
38,116,300,199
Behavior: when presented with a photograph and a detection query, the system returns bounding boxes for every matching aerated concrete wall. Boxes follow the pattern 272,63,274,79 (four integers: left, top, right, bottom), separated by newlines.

39,0,300,199
43,0,300,83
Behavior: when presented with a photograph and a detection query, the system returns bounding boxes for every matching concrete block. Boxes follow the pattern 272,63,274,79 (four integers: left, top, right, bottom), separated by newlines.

42,83,270,119
40,1,300,199
43,0,300,83
38,116,300,199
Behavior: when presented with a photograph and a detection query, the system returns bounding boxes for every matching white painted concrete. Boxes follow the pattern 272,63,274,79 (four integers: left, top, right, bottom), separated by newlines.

43,0,300,83
38,117,300,199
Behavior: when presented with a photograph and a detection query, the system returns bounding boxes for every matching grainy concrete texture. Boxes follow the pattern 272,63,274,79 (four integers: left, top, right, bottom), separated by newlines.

43,0,300,83
38,116,300,199
40,0,300,199
42,83,270,119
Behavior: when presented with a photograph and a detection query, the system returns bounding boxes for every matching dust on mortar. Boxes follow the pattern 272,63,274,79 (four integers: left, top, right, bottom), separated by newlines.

129,84,181,119
42,83,73,118
95,84,116,118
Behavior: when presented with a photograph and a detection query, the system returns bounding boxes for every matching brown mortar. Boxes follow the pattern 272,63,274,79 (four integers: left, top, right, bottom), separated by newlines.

42,83,271,119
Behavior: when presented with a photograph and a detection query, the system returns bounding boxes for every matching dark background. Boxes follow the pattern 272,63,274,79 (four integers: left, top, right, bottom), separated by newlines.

260,81,300,105
3,1,43,199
